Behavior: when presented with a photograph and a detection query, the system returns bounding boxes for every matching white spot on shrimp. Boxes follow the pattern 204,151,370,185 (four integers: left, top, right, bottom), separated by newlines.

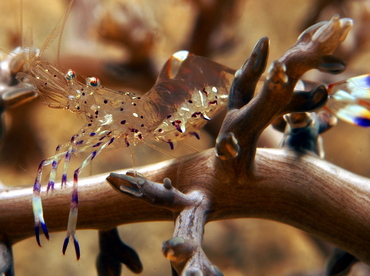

90,105,99,112
173,50,189,61
133,113,139,117
168,51,190,79
99,114,113,125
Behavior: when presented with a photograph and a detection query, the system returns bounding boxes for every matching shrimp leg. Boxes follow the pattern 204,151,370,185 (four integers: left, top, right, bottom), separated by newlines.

33,146,74,246
47,144,70,191
32,160,52,246
62,137,115,260
60,134,80,187
61,147,73,187
34,135,80,246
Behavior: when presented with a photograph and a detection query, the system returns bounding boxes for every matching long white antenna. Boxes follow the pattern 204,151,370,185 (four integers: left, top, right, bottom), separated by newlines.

21,0,34,62
20,0,23,46
39,0,74,66
56,0,74,66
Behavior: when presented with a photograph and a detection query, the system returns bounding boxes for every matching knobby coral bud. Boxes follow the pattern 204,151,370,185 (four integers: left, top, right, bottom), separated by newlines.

312,15,352,43
215,132,240,160
266,61,288,90
163,178,172,189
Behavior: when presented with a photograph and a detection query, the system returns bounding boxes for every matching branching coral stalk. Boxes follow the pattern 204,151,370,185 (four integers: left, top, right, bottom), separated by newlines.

108,173,223,275
1,147,370,273
107,16,360,275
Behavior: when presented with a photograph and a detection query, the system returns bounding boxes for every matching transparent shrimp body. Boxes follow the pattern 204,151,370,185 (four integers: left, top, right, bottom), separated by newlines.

17,49,235,259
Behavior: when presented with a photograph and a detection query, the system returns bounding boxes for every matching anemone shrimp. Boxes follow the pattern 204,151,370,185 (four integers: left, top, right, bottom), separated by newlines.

9,0,236,259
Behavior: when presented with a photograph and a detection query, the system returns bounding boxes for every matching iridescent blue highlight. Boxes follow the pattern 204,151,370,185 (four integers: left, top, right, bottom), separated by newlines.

365,75,370,87
73,238,81,260
62,237,69,255
41,222,49,240
354,117,370,127
35,226,41,247
62,235,80,260
35,222,50,247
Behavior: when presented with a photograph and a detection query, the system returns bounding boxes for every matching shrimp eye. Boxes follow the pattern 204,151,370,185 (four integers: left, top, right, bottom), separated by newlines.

87,77,100,87
65,69,76,80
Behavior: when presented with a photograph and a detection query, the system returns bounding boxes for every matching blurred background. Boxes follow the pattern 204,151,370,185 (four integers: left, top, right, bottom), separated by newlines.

0,0,369,275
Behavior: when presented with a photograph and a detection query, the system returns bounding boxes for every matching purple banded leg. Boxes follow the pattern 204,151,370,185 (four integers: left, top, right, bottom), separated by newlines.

32,160,50,246
47,160,59,192
62,180,80,260
61,135,79,187
48,144,70,190
61,147,73,187
62,137,114,259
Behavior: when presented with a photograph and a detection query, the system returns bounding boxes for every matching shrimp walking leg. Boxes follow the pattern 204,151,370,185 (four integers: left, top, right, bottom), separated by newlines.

33,147,74,246
61,135,80,187
61,147,72,187
47,144,70,191
62,137,115,260
32,160,52,246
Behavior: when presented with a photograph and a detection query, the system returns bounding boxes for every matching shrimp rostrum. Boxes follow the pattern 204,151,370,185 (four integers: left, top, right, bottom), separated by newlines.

16,49,235,259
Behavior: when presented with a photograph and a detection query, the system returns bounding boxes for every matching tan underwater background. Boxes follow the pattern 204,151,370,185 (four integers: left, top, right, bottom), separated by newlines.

0,0,369,275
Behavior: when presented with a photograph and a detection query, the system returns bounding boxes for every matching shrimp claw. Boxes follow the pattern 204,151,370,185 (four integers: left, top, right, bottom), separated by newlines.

32,160,50,246
62,187,80,260
32,195,49,247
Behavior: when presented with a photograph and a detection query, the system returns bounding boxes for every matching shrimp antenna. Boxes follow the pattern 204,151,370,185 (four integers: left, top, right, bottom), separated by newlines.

21,0,34,55
39,0,74,66
19,0,23,45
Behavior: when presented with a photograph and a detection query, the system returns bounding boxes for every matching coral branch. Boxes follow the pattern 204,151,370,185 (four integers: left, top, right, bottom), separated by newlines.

216,16,352,174
228,36,269,110
0,237,14,276
0,149,370,264
96,228,143,275
108,173,203,212
108,173,222,274
1,149,370,264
